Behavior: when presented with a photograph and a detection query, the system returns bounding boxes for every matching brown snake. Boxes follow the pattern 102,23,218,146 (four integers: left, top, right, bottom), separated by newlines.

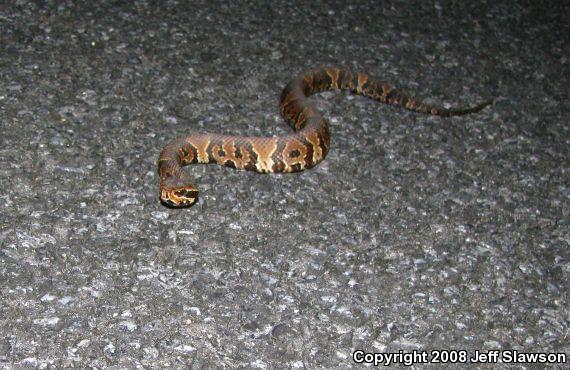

158,67,491,208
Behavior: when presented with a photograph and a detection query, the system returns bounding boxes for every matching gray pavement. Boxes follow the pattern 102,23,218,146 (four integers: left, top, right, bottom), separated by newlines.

1,0,568,368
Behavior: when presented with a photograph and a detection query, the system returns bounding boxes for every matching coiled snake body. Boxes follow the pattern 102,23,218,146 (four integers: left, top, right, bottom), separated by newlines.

158,67,491,208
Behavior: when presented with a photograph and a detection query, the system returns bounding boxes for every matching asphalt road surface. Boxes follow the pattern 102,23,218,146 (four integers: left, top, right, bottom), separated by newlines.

1,1,567,367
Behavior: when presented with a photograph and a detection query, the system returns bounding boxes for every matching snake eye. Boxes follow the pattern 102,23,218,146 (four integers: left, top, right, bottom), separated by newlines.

289,149,301,158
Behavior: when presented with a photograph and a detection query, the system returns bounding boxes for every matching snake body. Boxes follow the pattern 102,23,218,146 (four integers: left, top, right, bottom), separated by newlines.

158,67,491,207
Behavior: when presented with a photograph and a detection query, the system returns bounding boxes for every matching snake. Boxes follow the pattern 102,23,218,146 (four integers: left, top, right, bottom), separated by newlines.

158,67,491,208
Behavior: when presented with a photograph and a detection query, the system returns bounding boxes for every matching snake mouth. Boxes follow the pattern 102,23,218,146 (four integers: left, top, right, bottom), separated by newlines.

160,197,197,208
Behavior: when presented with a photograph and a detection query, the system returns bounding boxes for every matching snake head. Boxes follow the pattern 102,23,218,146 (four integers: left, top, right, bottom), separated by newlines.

160,178,199,208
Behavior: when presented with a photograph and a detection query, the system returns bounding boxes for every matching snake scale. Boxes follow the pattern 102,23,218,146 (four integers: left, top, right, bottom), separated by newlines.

158,67,491,208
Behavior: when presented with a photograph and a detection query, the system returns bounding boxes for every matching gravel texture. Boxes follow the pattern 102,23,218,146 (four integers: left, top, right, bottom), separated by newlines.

1,0,568,368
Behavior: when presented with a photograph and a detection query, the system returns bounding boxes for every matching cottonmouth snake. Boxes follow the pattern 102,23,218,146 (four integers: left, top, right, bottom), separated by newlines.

158,67,491,208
